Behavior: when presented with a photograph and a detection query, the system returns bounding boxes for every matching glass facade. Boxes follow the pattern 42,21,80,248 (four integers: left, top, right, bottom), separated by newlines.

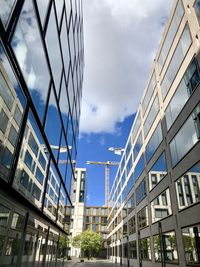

0,0,84,266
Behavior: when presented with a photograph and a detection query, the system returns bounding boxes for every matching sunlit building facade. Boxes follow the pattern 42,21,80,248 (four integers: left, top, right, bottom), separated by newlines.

0,0,84,266
108,1,200,266
85,206,108,258
68,168,86,258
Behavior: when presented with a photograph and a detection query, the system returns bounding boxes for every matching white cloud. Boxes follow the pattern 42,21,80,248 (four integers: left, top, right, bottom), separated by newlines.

79,0,173,134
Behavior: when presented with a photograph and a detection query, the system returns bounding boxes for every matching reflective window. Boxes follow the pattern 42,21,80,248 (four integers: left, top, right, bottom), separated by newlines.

140,237,151,260
0,109,9,133
151,188,172,223
11,213,24,229
0,0,16,28
175,162,200,210
57,185,67,227
59,74,69,129
165,58,200,130
0,205,10,227
129,240,137,259
158,0,184,72
0,44,26,182
55,0,64,26
143,95,159,137
60,14,70,77
134,153,145,181
126,154,133,175
149,152,167,190
146,122,163,162
39,152,47,170
8,126,17,147
11,0,50,121
182,224,200,265
142,72,156,114
136,178,146,205
125,137,132,159
127,172,134,194
170,103,200,166
67,69,75,113
154,231,178,263
138,206,148,229
133,132,142,160
45,5,62,95
132,112,141,141
128,216,136,235
28,133,39,157
194,0,200,25
45,87,62,160
5,237,20,256
69,16,75,66
127,193,134,214
36,0,49,26
44,162,60,221
65,0,71,25
13,112,49,209
161,25,192,98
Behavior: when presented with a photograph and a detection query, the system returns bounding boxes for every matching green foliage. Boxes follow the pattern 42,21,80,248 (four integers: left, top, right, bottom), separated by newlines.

72,230,103,258
58,235,69,257
72,234,82,248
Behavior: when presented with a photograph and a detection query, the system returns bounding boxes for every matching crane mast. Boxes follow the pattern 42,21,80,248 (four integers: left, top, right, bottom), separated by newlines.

86,161,119,206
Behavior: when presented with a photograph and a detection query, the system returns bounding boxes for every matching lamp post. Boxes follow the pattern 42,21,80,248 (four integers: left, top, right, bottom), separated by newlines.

126,235,130,267
158,221,166,267
138,230,142,267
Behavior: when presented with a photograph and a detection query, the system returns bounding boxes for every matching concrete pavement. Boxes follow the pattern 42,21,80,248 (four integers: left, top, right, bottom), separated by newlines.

65,259,118,267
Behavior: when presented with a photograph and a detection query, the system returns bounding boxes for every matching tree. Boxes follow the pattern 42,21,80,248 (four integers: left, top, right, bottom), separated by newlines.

72,230,102,258
58,235,69,258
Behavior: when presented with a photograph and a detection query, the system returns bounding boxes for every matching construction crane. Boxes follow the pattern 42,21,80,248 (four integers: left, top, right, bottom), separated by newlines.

86,161,119,207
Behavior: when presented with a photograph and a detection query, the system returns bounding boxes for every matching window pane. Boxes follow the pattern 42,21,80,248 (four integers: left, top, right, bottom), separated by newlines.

151,188,172,223
0,205,10,227
134,153,145,181
0,44,26,182
129,240,137,259
170,103,200,166
55,0,64,26
44,162,60,222
45,87,62,160
158,0,184,72
0,0,16,28
161,25,192,98
13,112,49,209
143,95,159,137
165,58,200,130
132,112,141,141
11,0,50,121
36,0,49,26
182,224,200,265
136,178,146,205
59,74,69,129
45,5,62,95
137,206,148,229
175,161,200,210
133,132,142,159
154,231,178,263
140,237,151,260
142,72,156,114
149,152,167,190
11,213,24,229
146,122,163,162
128,216,136,235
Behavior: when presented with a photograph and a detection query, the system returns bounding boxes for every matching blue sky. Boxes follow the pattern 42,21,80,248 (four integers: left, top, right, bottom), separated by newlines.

76,114,135,205
76,0,173,206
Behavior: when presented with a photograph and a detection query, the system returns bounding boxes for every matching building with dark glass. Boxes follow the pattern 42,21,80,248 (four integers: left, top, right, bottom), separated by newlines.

107,0,200,266
0,0,84,266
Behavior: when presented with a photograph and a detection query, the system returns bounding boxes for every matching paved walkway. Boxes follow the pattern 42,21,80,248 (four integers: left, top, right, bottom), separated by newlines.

65,259,119,267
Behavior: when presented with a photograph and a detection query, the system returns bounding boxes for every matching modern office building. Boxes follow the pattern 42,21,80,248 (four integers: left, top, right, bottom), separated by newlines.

0,0,84,266
67,167,86,258
85,206,108,258
107,0,200,266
